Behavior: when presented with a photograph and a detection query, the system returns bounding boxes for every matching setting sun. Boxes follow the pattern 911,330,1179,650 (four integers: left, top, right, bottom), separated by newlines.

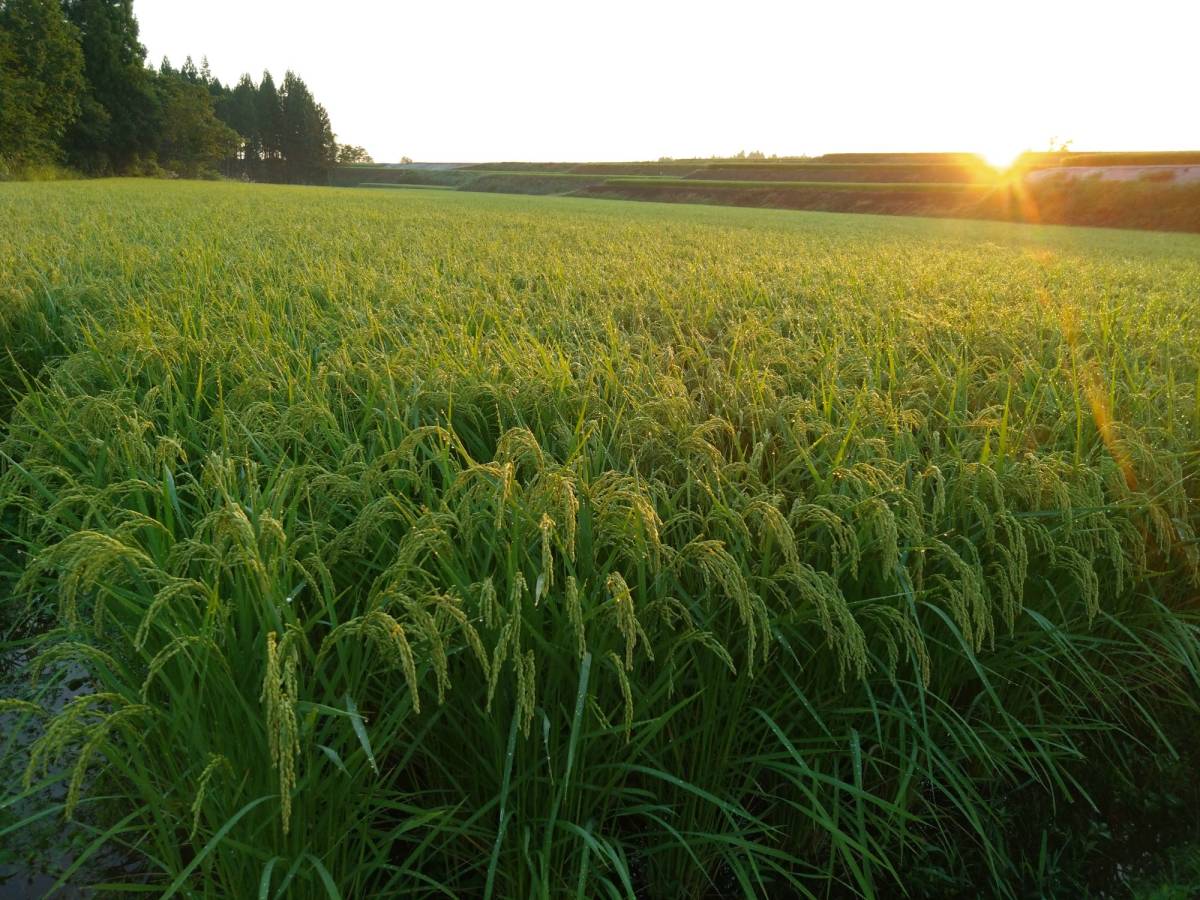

981,144,1028,171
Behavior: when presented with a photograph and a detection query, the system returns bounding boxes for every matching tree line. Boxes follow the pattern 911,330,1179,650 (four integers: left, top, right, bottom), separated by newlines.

0,0,368,181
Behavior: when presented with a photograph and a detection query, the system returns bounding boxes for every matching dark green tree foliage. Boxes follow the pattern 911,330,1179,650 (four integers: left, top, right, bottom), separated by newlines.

210,68,345,183
0,0,358,182
152,64,239,177
218,73,260,162
62,0,158,173
0,0,85,169
279,70,335,183
178,53,198,83
254,69,282,166
337,144,372,164
199,56,222,97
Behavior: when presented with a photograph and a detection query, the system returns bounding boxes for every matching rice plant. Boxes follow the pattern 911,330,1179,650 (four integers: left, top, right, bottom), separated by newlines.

1,179,1199,897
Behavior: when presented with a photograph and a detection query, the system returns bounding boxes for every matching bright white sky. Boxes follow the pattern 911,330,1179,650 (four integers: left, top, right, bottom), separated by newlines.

136,0,1200,165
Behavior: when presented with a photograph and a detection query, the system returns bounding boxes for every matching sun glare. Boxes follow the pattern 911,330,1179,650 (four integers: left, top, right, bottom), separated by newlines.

981,144,1026,171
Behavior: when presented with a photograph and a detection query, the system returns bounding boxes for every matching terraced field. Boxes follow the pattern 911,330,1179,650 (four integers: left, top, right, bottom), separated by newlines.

334,152,1200,233
2,180,1199,897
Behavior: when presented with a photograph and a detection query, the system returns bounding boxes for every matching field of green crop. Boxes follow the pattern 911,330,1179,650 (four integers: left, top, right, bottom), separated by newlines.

600,177,996,193
2,180,1200,897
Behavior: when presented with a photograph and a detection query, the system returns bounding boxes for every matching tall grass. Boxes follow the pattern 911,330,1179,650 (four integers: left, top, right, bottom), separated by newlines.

1,180,1199,897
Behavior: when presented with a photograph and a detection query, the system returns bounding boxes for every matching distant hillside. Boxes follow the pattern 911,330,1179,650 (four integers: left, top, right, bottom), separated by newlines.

331,151,1200,234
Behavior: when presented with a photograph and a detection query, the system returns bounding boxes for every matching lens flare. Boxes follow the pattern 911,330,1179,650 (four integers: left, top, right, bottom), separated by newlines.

980,144,1026,171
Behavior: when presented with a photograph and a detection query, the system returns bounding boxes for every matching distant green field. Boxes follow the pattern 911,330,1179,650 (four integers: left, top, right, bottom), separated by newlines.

691,162,996,183
360,182,456,190
3,180,1199,898
454,158,998,182
328,154,1200,234
480,171,609,181
464,161,702,176
456,170,608,181
1056,151,1200,167
696,159,985,169
816,152,985,164
601,176,997,193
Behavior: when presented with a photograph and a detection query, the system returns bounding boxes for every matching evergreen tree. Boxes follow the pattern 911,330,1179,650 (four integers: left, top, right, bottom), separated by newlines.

179,54,198,83
0,0,357,183
216,72,260,164
255,69,282,171
280,70,335,183
199,55,223,96
62,0,159,173
0,0,85,169
152,70,238,177
314,102,336,173
0,0,82,167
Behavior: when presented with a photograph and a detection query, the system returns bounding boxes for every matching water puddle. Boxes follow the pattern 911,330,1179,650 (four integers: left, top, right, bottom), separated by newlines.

0,645,134,898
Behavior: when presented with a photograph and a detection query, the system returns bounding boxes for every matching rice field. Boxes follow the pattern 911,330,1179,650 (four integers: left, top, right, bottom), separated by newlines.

599,177,995,193
2,179,1200,897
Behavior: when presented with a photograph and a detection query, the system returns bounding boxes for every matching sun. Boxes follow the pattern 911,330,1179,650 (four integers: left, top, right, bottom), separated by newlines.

980,143,1027,171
